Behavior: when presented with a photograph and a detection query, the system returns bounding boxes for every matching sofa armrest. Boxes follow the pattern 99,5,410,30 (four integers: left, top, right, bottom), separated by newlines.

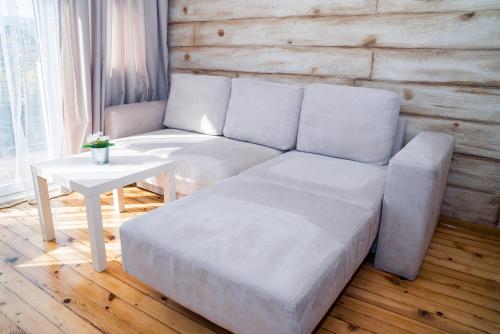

374,131,454,280
104,100,167,139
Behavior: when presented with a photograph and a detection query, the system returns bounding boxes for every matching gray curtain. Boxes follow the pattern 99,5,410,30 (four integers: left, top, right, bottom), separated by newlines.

60,0,168,154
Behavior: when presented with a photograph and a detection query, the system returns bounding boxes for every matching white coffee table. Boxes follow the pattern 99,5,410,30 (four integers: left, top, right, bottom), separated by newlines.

31,148,176,272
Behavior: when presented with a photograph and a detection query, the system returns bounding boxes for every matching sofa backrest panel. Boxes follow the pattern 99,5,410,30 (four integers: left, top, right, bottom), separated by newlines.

223,78,303,151
391,118,407,158
297,84,401,165
164,73,231,135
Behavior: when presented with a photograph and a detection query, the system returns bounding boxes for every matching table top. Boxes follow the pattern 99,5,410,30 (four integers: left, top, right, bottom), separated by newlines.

32,148,174,196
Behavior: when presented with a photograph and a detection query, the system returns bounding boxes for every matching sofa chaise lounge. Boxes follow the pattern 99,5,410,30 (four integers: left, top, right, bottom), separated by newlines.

107,74,454,334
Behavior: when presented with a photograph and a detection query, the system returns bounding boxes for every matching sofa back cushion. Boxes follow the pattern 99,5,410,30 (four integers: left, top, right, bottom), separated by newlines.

223,78,303,150
391,118,407,157
297,84,401,165
164,73,231,135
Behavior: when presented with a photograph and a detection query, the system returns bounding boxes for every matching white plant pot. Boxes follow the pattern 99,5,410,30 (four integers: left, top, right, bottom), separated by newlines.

91,147,109,165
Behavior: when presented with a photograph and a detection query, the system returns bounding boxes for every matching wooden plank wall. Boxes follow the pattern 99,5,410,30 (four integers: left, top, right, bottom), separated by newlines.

168,0,500,227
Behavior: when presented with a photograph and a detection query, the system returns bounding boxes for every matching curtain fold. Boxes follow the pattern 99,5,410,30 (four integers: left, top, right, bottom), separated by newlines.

33,0,66,161
59,0,93,155
60,0,169,154
145,0,169,102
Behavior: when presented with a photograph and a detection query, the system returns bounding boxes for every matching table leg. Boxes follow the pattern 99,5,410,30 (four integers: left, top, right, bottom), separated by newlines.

161,171,176,203
85,195,107,272
31,167,55,241
113,187,125,213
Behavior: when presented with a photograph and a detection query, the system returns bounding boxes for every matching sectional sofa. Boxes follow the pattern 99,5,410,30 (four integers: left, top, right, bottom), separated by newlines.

106,74,454,334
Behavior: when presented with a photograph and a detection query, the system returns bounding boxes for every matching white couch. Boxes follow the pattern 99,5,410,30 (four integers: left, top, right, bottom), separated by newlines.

107,74,453,334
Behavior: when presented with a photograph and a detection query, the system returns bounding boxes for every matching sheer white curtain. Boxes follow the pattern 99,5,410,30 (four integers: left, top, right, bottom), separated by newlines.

0,0,65,204
33,0,65,161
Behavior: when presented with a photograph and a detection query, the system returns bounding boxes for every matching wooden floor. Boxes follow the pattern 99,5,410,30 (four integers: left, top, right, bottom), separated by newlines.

0,186,499,334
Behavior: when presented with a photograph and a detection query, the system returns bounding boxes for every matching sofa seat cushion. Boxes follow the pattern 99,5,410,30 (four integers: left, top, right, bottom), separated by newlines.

297,84,401,165
164,73,232,135
114,128,281,194
120,175,381,334
223,78,303,150
243,151,387,212
113,128,214,155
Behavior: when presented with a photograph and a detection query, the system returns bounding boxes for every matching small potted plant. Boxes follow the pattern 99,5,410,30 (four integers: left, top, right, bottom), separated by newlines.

83,132,114,165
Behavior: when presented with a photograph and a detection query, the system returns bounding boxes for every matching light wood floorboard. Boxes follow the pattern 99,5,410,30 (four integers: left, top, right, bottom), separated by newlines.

0,186,499,334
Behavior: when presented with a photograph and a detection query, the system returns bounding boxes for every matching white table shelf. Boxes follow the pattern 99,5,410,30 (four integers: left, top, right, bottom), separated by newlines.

31,148,176,272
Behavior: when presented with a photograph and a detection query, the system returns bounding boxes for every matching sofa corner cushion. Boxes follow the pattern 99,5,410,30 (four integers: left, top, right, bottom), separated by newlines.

297,84,401,165
242,150,387,212
223,78,303,150
164,73,231,135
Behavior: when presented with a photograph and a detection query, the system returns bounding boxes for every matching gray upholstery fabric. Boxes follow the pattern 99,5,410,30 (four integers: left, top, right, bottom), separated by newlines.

110,74,454,333
374,131,454,280
297,84,401,165
391,118,407,158
242,151,387,211
114,128,281,195
104,100,167,139
223,78,303,150
120,153,383,334
164,73,231,135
